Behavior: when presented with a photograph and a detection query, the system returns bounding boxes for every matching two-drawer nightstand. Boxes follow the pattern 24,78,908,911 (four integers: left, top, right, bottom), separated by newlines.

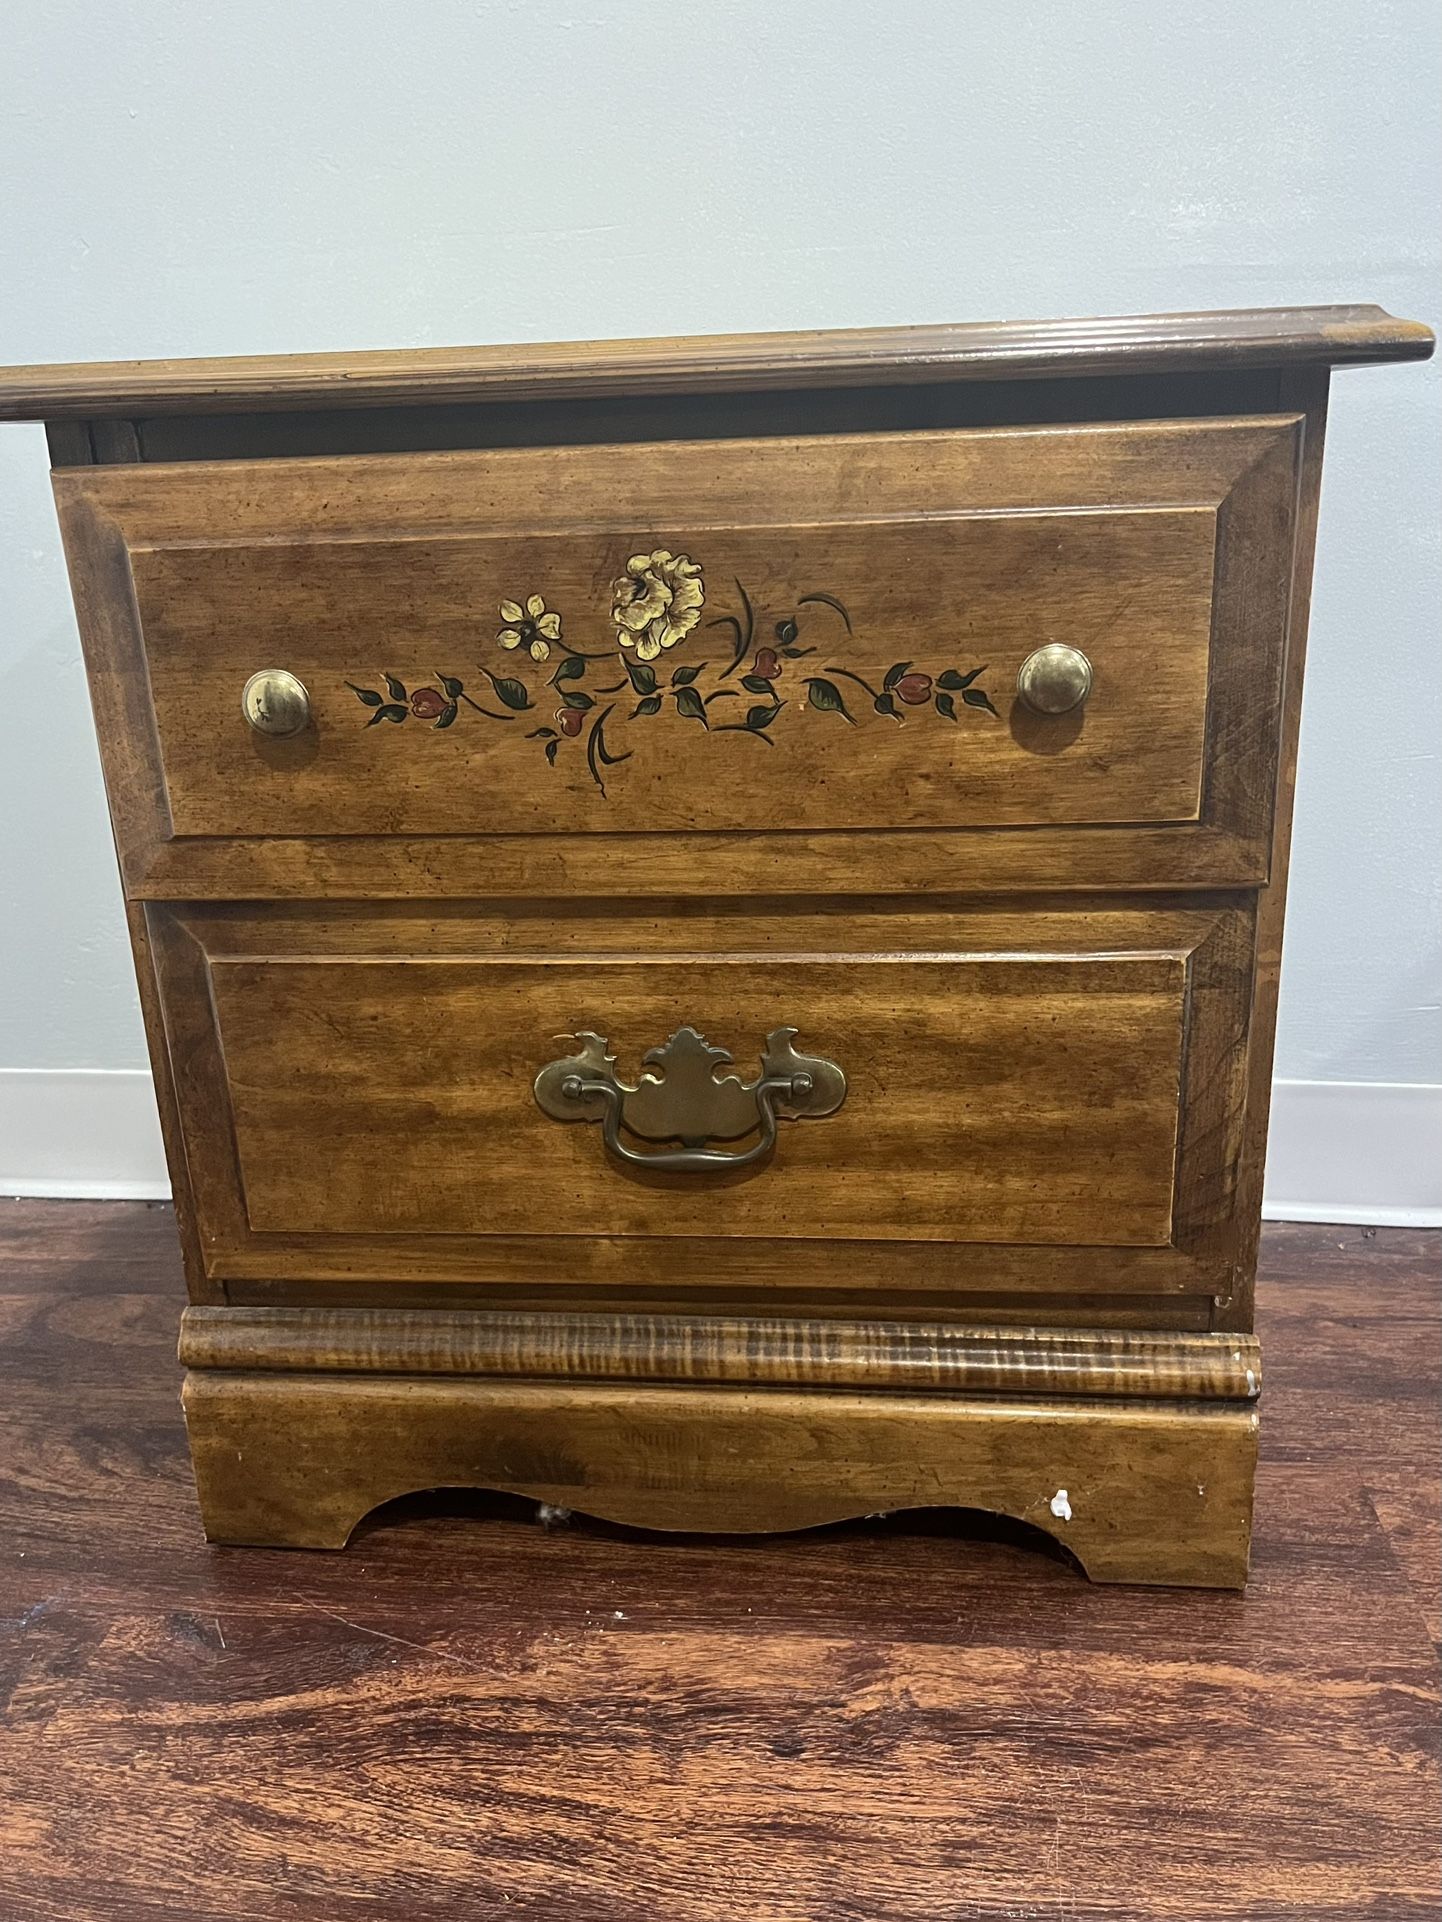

2,305,1430,1584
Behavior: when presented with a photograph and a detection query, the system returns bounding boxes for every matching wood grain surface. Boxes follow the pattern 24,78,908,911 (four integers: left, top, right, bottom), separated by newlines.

181,1373,1260,1580
178,1305,1263,1399
53,415,1301,896
213,950,1187,1244
0,1204,1435,1919
144,898,1254,1318
130,504,1216,839
0,302,1431,418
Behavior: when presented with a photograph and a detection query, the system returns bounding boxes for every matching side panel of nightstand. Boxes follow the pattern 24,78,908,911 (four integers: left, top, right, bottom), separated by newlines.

1223,368,1331,1327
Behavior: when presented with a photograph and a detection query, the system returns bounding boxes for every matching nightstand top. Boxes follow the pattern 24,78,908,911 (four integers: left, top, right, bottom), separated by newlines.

0,304,1431,421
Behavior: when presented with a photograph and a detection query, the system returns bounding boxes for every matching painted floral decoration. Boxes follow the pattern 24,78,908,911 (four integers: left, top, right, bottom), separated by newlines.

346,669,533,729
609,550,705,661
348,549,998,796
894,672,933,706
498,595,562,662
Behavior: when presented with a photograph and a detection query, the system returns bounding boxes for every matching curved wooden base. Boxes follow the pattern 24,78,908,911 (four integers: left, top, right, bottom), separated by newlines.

182,1372,1257,1587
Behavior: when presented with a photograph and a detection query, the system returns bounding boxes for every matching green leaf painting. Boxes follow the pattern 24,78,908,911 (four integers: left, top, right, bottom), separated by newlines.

346,567,998,794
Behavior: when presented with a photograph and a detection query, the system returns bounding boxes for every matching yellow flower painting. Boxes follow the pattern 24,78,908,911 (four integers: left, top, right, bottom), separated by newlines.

498,594,562,662
609,549,705,661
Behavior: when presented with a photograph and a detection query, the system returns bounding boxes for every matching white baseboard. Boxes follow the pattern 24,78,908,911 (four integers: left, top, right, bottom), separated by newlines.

1,1068,1438,1226
1261,1078,1441,1228
0,1068,170,1200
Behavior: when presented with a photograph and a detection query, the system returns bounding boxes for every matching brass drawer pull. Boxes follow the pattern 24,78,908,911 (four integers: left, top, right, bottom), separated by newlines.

1017,643,1092,715
535,1025,846,1172
241,668,311,737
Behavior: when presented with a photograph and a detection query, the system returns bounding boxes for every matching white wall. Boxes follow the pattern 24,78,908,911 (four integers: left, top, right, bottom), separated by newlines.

1,0,1437,1217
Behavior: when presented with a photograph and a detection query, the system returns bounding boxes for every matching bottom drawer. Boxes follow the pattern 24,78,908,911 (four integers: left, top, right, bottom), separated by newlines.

150,899,1254,1322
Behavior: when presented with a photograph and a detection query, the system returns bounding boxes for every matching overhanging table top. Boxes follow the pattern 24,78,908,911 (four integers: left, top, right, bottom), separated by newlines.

0,304,1432,422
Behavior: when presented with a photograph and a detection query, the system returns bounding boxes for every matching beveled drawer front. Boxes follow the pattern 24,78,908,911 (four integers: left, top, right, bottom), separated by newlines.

57,417,1301,896
148,899,1254,1324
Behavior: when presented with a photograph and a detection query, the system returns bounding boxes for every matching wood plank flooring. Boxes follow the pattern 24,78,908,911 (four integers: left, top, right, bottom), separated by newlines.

0,1203,1437,1921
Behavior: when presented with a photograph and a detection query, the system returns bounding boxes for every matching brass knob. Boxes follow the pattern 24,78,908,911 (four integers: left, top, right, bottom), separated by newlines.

241,669,311,737
1017,644,1093,716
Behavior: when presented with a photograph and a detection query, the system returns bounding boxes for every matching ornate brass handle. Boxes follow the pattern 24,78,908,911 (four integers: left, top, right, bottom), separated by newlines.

1017,644,1092,715
241,669,311,737
534,1025,846,1172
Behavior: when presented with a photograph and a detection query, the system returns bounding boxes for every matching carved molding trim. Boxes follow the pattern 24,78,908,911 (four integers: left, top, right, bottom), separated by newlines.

180,1306,1261,1403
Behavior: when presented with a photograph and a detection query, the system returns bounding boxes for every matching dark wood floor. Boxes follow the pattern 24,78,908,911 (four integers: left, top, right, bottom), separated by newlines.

0,1205,1436,1921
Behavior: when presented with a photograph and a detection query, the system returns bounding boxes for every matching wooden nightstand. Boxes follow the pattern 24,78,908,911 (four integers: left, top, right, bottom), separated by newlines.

2,306,1430,1585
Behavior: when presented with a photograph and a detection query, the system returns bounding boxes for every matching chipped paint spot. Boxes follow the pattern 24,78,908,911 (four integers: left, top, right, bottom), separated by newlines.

1049,1488,1073,1522
1197,1483,1207,1497
1245,1368,1258,1394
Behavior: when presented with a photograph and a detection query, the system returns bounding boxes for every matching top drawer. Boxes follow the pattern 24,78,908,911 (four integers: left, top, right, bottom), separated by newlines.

56,416,1302,897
